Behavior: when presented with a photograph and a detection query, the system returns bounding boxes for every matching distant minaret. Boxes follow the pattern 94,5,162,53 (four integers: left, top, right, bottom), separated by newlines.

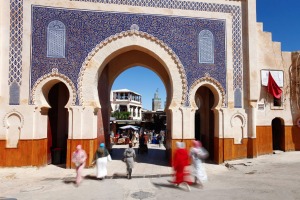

152,88,161,111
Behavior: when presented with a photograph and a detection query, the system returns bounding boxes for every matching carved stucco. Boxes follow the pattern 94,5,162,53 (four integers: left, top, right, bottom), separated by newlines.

77,30,188,106
31,68,76,106
3,109,24,128
189,73,226,108
230,111,246,128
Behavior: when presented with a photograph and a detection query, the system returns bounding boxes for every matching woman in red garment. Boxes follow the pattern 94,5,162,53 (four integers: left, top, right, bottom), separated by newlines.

171,142,191,186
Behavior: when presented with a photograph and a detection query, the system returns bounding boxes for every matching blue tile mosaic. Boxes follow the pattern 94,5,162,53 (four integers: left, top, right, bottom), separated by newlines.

70,0,243,92
31,6,226,105
9,0,23,105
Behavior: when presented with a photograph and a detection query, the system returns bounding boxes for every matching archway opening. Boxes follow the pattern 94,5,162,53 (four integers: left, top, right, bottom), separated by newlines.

272,117,284,151
194,86,215,161
97,49,170,165
47,82,69,165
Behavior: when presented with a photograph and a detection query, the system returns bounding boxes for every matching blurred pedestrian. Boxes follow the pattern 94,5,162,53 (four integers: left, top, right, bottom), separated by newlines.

158,133,164,147
93,143,112,180
131,131,138,147
189,140,208,188
72,145,87,186
123,142,136,179
169,142,192,191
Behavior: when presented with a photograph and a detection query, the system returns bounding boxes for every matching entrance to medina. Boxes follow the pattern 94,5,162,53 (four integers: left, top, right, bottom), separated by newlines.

79,31,190,164
96,49,174,149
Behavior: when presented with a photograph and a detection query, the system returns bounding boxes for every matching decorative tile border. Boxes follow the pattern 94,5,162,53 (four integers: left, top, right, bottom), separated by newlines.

77,29,188,106
31,6,226,106
70,0,244,96
9,0,24,105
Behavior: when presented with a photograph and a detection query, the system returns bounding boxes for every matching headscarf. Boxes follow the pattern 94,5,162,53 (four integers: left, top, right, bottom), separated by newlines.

95,143,108,159
100,143,105,148
193,140,200,148
76,145,82,151
72,144,87,165
176,141,181,149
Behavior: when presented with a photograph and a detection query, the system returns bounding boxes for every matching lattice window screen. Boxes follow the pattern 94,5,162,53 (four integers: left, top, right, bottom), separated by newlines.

199,30,214,64
47,20,66,58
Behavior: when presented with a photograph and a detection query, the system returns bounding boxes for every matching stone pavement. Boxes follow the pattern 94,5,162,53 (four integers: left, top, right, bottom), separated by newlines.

1,145,300,200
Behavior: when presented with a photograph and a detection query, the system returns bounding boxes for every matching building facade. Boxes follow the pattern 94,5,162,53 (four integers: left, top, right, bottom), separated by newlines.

0,0,299,167
111,89,142,120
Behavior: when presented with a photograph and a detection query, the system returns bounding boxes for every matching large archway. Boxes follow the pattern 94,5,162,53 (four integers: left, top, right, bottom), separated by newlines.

78,31,188,162
97,50,173,152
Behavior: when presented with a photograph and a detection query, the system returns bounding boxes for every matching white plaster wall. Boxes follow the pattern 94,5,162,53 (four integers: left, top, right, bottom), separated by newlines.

256,22,293,126
0,0,10,105
0,105,40,140
222,108,247,139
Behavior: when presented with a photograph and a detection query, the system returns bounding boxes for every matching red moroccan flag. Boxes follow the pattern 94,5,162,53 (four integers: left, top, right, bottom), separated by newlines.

267,72,282,98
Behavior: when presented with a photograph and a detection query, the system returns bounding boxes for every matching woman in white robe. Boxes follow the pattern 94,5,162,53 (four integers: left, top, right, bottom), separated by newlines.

93,143,111,180
189,140,208,187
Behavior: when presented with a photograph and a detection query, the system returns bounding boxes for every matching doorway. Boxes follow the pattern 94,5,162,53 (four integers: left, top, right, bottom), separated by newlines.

47,82,69,165
272,118,284,151
194,86,215,161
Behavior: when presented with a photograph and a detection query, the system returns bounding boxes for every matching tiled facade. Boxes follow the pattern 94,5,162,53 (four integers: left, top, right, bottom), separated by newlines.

1,0,299,167
31,6,226,106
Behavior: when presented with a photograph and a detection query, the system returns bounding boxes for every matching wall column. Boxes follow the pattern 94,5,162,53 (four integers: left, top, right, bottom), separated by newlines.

248,101,258,158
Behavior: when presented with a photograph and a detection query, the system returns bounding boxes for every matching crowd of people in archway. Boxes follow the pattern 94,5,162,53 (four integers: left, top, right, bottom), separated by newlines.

110,128,166,148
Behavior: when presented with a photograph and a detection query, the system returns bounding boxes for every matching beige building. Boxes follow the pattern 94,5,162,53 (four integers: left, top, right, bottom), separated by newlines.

0,0,299,167
111,89,142,120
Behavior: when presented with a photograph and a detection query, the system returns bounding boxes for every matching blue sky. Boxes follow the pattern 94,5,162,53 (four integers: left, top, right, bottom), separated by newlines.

112,1,300,110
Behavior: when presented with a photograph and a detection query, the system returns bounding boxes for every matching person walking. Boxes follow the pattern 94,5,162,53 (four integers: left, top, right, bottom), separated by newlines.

131,131,138,147
123,142,136,179
169,142,192,191
189,140,208,188
93,143,112,180
71,145,87,186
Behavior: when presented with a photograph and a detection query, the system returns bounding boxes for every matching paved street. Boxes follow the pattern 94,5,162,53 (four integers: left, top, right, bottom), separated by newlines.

1,144,300,200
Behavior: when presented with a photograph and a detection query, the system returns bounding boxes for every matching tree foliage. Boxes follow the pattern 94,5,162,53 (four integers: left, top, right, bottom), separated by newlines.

111,111,131,120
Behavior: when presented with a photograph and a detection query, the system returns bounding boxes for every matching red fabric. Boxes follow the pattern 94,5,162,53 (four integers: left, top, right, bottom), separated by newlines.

267,72,282,98
172,148,191,184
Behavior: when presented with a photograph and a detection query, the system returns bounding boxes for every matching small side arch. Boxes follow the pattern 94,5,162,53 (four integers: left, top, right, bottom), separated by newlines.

189,73,225,110
31,68,76,108
230,112,246,144
3,109,24,148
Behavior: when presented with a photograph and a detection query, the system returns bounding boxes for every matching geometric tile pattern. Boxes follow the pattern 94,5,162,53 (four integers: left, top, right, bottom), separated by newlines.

8,0,23,105
199,30,214,64
31,6,226,106
47,20,66,58
31,0,244,107
71,0,244,92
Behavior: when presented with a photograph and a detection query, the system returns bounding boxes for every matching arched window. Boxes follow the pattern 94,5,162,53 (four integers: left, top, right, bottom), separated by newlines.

47,20,66,58
199,30,214,64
